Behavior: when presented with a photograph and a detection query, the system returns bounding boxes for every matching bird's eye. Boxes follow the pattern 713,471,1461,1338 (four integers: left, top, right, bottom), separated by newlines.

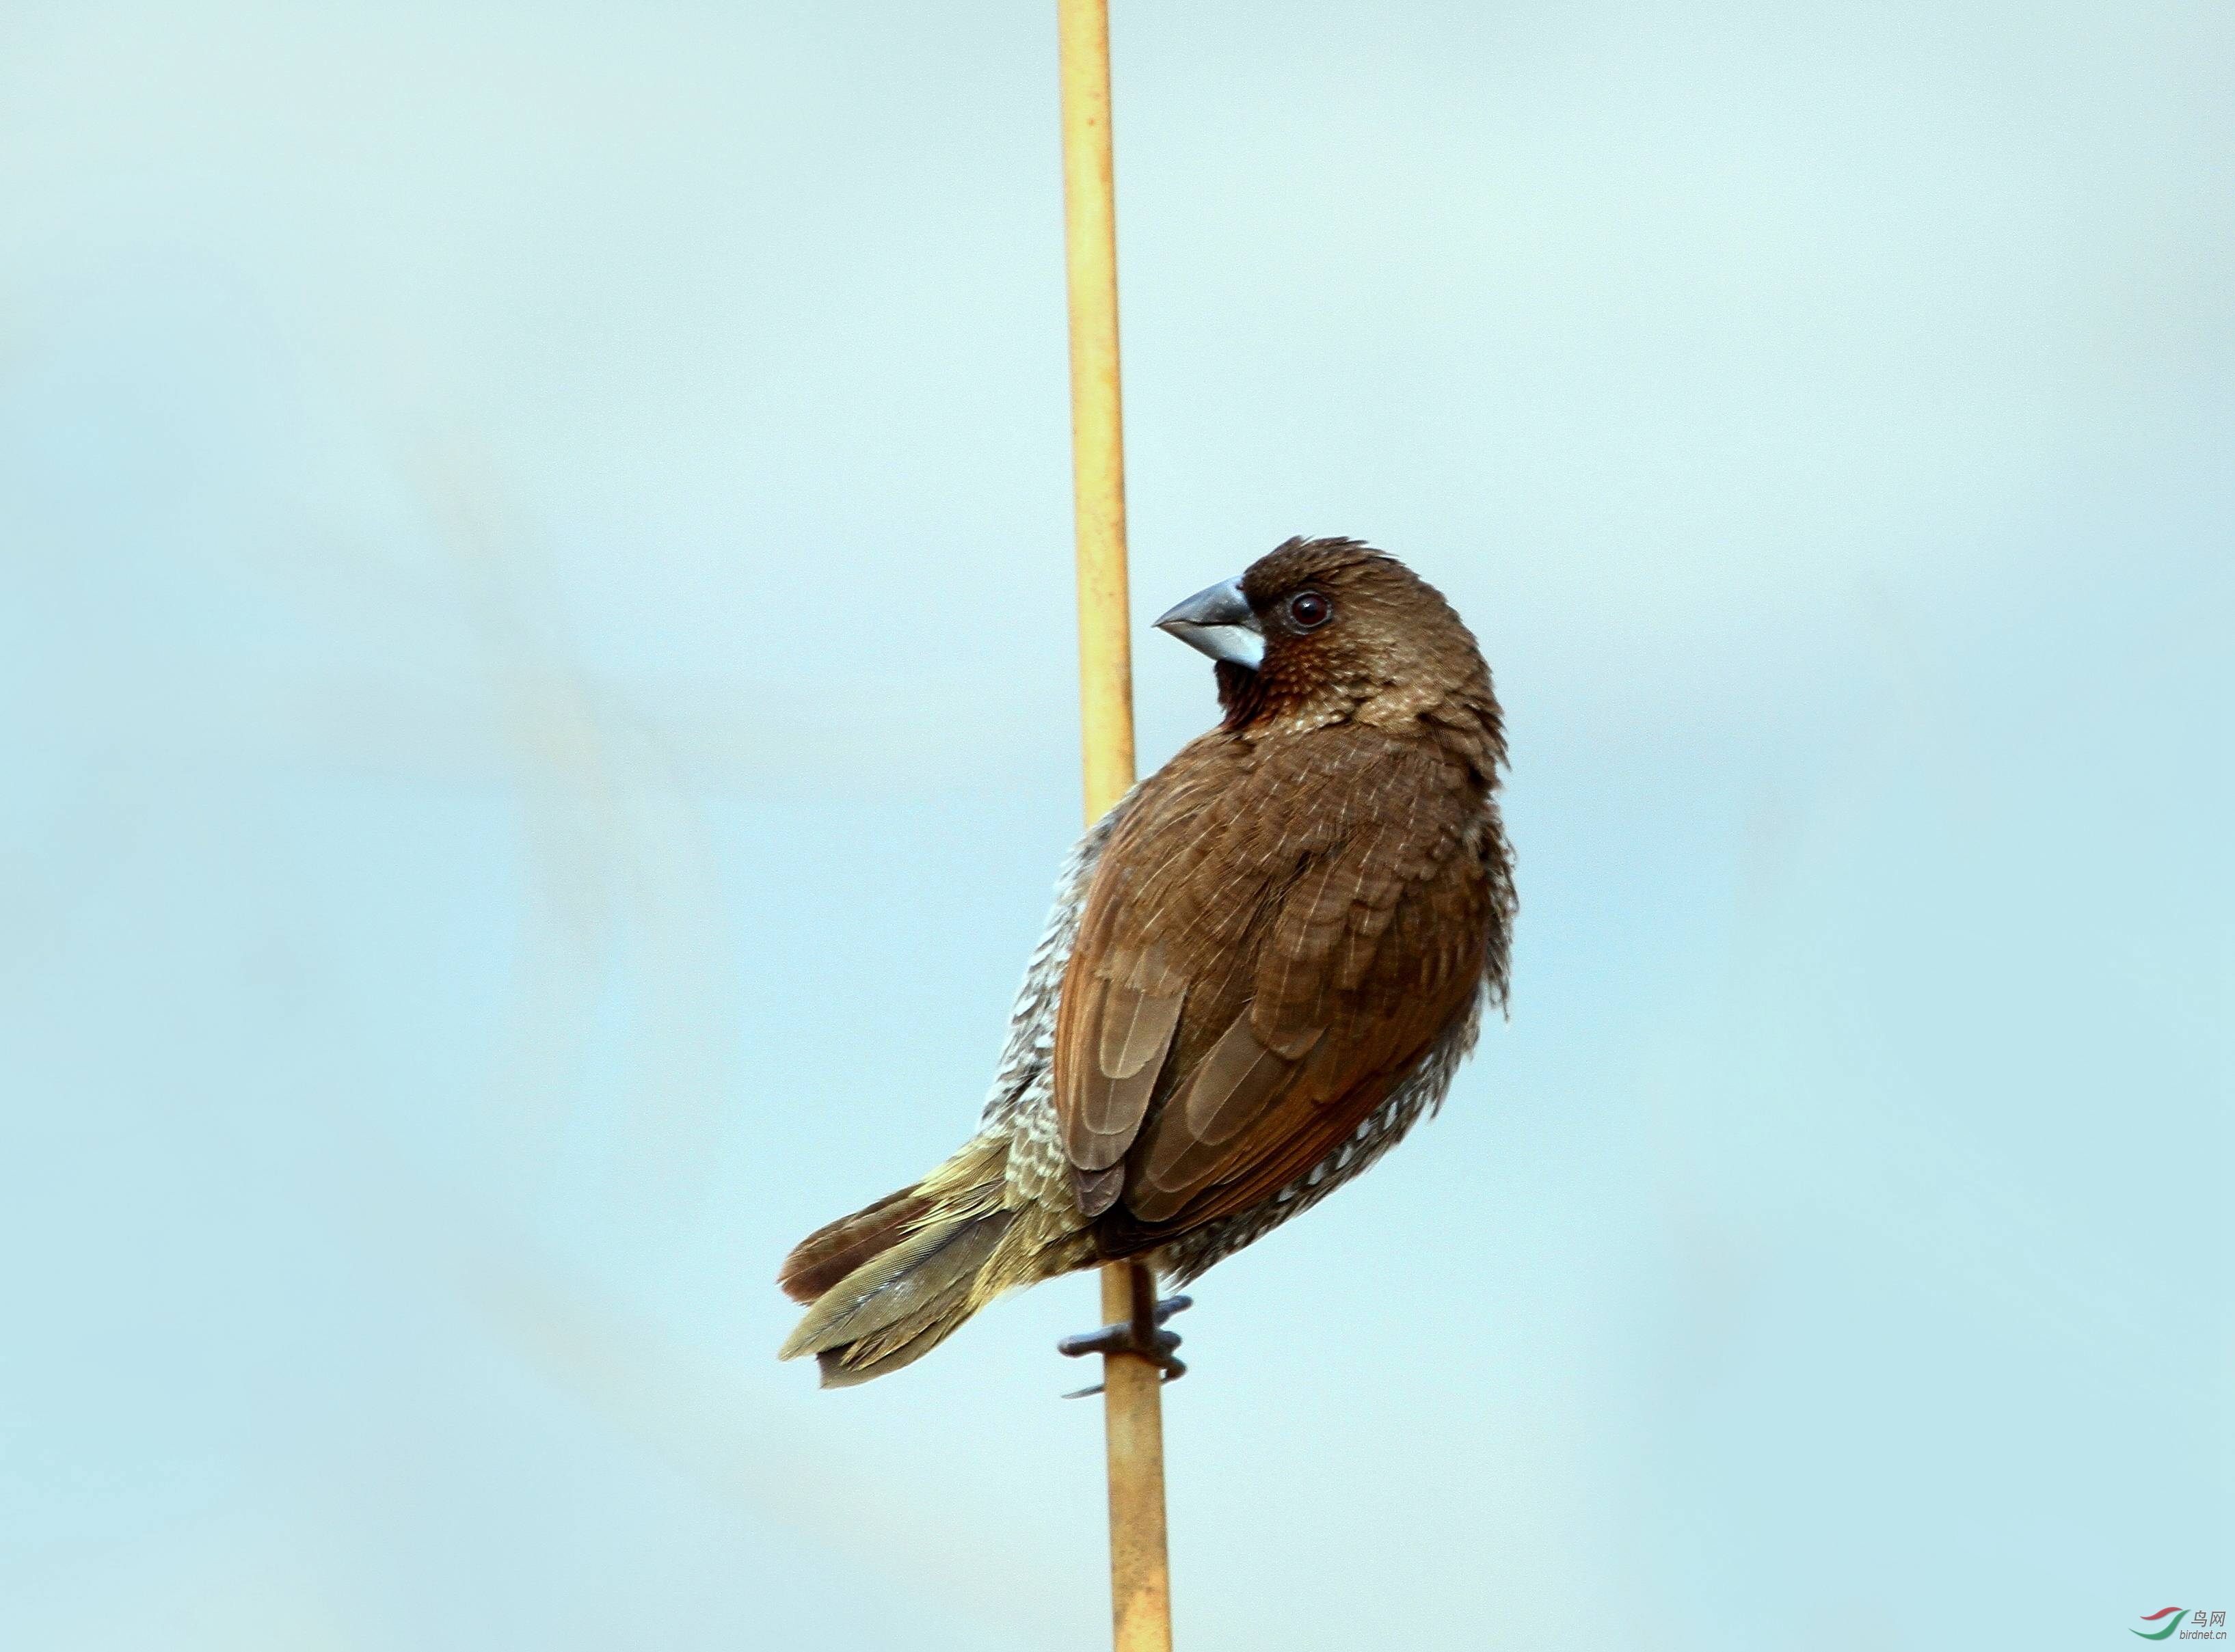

1289,591,1332,629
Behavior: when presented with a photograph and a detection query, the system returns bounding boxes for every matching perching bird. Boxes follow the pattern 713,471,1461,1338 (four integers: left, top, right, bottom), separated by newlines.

779,537,1514,1385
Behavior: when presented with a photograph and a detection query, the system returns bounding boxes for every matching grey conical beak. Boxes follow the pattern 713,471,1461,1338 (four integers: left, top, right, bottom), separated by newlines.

1153,576,1263,669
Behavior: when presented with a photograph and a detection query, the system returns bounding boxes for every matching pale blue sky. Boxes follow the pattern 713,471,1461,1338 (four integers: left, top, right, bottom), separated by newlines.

1,3,2227,1648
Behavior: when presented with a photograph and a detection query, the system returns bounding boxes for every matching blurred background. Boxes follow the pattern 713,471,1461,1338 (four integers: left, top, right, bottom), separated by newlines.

3,1,2228,1647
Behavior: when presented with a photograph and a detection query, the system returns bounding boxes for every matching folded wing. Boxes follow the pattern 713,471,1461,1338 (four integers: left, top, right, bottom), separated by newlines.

1054,729,1491,1245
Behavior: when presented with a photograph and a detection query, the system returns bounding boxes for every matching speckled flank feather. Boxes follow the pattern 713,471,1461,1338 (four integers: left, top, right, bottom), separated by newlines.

979,801,1124,1213
778,539,1514,1384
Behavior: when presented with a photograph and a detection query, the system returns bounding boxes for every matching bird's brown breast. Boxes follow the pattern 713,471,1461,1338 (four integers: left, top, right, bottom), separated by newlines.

1052,714,1505,1256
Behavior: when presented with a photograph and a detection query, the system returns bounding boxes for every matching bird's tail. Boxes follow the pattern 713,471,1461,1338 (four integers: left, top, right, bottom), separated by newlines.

778,1136,1068,1386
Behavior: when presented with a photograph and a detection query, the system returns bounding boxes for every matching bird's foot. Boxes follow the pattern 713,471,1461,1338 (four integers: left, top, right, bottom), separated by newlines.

1058,1293,1192,1398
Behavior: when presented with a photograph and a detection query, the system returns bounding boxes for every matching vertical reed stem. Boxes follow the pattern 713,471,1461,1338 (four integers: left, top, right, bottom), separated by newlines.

1056,3,1173,1648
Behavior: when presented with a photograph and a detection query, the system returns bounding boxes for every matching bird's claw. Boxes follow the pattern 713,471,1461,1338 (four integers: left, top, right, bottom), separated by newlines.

1059,1294,1192,1398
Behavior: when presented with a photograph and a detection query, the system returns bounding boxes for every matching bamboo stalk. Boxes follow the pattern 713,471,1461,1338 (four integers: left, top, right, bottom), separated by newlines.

1056,3,1174,1649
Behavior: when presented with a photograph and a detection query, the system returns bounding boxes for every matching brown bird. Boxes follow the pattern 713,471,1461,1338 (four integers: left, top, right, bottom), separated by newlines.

778,538,1514,1385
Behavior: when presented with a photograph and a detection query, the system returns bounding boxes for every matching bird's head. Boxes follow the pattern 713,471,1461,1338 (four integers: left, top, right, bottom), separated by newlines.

1155,537,1493,739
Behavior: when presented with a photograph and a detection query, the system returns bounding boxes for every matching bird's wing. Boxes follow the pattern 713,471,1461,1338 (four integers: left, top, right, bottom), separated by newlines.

1053,727,1490,1236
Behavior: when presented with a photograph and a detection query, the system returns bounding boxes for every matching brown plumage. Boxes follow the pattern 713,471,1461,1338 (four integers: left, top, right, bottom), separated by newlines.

779,539,1514,1385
